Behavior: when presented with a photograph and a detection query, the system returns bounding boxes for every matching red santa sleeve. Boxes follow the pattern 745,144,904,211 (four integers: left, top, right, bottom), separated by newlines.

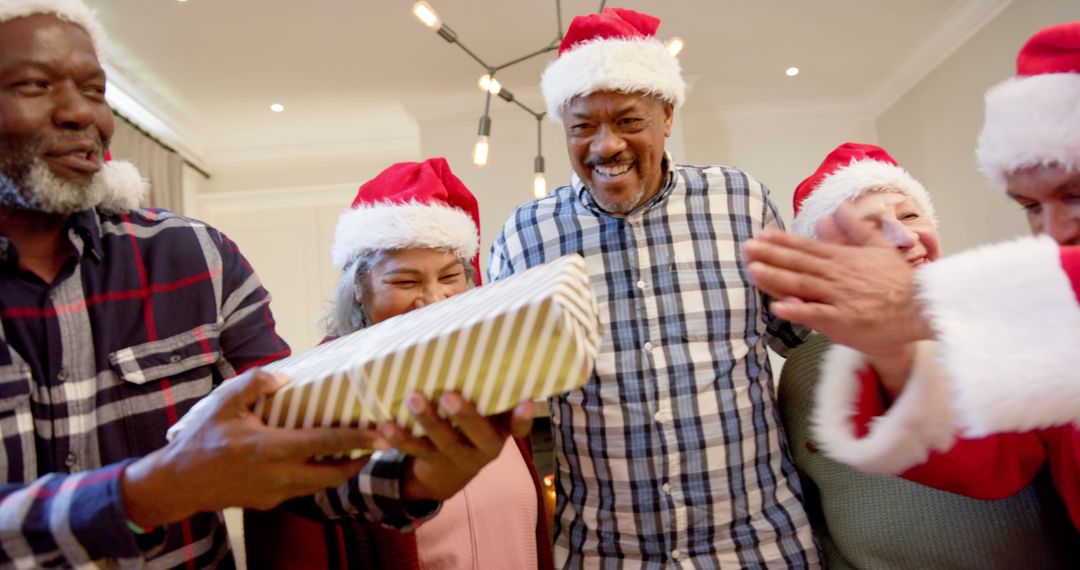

812,343,1048,498
916,236,1080,436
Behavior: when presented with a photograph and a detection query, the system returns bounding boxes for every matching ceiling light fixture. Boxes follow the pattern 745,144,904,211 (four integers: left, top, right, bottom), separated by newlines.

411,1,683,197
270,103,284,112
785,67,800,77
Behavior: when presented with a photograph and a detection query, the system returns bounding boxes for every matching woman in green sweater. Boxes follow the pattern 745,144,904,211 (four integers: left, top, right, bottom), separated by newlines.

777,142,1079,568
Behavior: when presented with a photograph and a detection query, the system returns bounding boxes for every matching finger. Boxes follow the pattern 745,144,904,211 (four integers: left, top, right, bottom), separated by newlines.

753,228,841,259
279,459,369,498
832,203,894,248
509,400,535,440
441,393,507,458
379,422,438,459
264,426,382,461
405,393,476,461
814,216,858,246
220,369,289,412
768,299,843,330
747,261,834,302
743,240,836,279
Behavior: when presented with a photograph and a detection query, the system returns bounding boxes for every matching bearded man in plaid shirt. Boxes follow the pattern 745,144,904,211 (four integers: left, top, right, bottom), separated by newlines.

489,8,819,568
0,1,531,567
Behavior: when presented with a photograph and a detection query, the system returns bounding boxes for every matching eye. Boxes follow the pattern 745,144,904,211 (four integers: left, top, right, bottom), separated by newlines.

389,279,418,288
11,79,49,95
439,271,463,283
82,82,107,102
899,211,920,221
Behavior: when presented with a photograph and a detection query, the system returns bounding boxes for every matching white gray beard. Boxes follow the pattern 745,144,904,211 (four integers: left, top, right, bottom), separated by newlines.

0,158,106,215
588,181,648,215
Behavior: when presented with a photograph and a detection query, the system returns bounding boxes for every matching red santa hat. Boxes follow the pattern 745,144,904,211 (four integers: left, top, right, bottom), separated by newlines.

977,21,1080,189
331,158,482,283
792,142,935,238
0,0,108,63
540,7,685,124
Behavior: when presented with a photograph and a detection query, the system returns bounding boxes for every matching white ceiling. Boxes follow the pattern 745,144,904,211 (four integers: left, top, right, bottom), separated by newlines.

88,0,1012,168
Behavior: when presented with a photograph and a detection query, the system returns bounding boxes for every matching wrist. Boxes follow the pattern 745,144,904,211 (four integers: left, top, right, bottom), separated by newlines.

121,448,195,528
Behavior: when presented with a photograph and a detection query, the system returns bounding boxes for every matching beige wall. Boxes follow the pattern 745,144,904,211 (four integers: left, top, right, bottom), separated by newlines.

683,110,880,226
876,0,1080,253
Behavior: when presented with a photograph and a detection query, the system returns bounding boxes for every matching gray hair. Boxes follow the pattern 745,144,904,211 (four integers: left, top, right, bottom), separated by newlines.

323,249,477,337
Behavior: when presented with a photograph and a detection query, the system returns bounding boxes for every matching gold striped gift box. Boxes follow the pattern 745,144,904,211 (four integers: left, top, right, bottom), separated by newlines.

252,253,600,436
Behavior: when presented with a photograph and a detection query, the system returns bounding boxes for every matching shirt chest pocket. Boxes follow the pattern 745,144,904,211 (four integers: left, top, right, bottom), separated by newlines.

107,324,222,456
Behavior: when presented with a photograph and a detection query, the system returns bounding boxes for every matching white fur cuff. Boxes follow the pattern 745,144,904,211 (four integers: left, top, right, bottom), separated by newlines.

331,201,479,270
540,37,685,124
917,235,1080,435
813,342,957,474
976,73,1080,190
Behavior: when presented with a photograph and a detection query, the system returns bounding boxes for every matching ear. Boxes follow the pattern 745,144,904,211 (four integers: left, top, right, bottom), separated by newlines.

662,102,674,138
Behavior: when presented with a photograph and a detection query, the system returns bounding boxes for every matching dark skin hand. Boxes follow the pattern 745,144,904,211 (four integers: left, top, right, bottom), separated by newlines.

384,392,534,502
122,369,382,528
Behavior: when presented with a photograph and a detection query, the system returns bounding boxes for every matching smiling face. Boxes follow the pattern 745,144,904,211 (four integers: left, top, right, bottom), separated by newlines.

359,248,470,325
0,14,113,214
1005,163,1080,246
563,90,673,215
849,190,941,266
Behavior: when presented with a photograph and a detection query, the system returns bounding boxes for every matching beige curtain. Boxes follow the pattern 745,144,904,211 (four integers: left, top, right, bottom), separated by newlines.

108,115,186,214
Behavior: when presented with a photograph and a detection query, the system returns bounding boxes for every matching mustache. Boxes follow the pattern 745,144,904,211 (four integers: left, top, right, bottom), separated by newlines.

584,154,634,168
49,130,109,159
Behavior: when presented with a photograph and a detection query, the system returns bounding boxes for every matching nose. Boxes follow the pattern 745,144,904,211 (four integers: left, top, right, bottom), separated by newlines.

590,124,627,159
880,218,917,251
1040,204,1080,245
52,82,97,131
412,283,450,309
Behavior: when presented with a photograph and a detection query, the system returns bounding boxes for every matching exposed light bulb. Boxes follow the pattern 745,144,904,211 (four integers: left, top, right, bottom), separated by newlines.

478,74,502,95
411,1,441,29
786,66,800,77
270,103,284,113
665,37,685,57
533,172,547,198
472,135,490,167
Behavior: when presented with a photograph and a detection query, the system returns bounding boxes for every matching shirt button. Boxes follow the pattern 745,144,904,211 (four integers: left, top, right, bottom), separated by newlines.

169,354,182,364
671,549,681,560
661,482,671,494
654,411,663,423
643,341,654,352
636,280,646,289
64,452,76,468
56,369,69,381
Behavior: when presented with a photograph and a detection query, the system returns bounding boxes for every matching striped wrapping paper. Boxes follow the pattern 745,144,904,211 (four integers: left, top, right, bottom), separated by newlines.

252,253,600,436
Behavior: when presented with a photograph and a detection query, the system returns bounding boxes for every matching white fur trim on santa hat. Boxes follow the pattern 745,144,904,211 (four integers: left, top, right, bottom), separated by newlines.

916,235,1080,436
541,37,685,124
0,0,108,62
812,342,958,475
792,159,936,238
331,201,479,270
97,159,147,213
977,73,1080,190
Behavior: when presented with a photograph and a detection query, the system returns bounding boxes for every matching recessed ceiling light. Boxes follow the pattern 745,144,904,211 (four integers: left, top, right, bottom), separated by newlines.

270,103,284,113
786,67,800,77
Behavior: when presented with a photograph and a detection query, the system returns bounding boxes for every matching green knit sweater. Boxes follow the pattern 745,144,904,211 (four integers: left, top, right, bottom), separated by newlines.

778,335,1079,569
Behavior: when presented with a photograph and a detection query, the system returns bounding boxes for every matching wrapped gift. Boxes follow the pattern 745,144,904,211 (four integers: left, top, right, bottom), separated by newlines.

252,253,600,435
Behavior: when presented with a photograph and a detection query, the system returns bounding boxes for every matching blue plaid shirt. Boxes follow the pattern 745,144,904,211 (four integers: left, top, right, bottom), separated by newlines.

0,208,428,569
490,159,819,568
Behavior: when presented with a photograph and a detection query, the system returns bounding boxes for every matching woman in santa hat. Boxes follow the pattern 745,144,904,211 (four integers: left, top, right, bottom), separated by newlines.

245,157,553,569
777,142,1077,568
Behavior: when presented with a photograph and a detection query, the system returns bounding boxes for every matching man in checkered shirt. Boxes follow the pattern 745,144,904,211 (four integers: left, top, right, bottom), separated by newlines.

489,8,820,568
0,1,529,567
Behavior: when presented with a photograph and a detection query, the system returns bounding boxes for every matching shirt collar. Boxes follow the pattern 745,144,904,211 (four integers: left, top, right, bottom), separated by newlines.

67,209,104,261
574,152,677,217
